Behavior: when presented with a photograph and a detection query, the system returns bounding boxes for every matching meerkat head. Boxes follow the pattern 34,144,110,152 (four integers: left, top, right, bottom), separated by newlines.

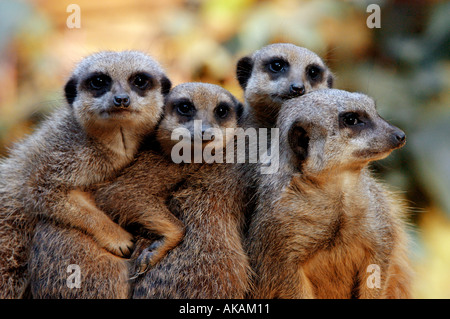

64,51,171,133
236,43,333,125
279,89,406,176
157,82,243,156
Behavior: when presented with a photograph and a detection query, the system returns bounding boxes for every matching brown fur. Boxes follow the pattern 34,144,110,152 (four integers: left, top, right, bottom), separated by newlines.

0,51,170,298
131,162,251,299
27,83,248,298
246,89,413,299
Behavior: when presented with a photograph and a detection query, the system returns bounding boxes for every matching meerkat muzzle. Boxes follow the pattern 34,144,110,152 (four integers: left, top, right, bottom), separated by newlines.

390,128,406,149
289,83,306,98
113,94,130,108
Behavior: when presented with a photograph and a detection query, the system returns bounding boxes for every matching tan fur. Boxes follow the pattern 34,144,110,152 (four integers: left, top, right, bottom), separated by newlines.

0,51,169,298
246,89,413,299
27,83,248,298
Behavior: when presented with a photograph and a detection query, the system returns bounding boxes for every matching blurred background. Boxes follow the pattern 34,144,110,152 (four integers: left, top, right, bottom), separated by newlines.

0,0,448,298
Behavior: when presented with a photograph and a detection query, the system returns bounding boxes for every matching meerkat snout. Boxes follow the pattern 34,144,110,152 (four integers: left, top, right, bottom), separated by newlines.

113,94,130,108
289,83,306,98
390,127,406,148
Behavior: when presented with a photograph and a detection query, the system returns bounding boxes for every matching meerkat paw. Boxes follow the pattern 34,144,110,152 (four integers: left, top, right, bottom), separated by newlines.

129,240,163,279
97,226,134,258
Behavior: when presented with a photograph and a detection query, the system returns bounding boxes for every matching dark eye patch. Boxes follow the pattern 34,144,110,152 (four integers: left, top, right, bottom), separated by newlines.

263,57,289,79
129,72,155,96
214,102,231,120
172,98,196,118
82,73,112,97
342,112,363,126
306,64,324,85
339,111,372,134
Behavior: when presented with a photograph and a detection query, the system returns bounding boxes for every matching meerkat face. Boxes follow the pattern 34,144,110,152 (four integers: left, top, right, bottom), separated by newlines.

280,89,405,175
157,82,243,154
64,51,171,132
236,43,333,120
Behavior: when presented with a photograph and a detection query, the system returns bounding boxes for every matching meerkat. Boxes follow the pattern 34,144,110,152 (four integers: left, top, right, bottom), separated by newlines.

246,89,413,299
0,50,171,298
236,43,334,128
27,83,248,299
127,85,251,299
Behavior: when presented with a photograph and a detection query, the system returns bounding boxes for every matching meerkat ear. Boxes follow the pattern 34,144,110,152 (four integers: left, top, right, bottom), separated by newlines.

64,77,78,106
160,76,172,96
327,73,334,88
288,123,310,162
236,56,253,90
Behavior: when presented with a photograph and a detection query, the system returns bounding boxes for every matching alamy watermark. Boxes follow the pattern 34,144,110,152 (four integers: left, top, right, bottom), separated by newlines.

66,4,81,29
169,120,280,175
66,264,81,289
366,264,381,289
67,3,381,30
366,4,381,29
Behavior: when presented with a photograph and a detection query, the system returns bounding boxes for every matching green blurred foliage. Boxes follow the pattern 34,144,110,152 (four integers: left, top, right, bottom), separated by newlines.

0,0,448,298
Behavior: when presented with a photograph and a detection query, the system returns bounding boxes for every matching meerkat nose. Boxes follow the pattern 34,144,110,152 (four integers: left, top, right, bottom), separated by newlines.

113,94,130,108
289,83,306,97
392,129,406,148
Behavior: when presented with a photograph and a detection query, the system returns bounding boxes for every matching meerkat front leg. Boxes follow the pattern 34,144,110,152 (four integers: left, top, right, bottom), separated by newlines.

127,197,185,278
65,189,134,257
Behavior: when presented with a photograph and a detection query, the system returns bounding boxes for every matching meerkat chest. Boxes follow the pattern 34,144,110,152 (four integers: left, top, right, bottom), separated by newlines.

107,128,139,162
67,127,141,186
294,201,375,298
281,181,372,258
303,241,368,298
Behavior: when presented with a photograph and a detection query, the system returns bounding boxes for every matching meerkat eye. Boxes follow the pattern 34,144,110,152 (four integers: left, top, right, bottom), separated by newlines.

268,59,287,73
342,112,363,127
89,74,111,90
175,100,195,117
131,73,151,90
308,66,320,80
306,64,323,82
215,102,230,119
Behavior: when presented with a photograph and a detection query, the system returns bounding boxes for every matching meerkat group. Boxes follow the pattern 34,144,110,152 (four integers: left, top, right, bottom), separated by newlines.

0,43,413,299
